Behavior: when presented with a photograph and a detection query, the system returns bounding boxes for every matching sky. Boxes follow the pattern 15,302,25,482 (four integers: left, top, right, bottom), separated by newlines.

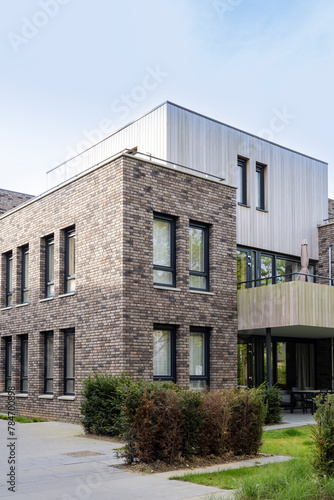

1,0,333,199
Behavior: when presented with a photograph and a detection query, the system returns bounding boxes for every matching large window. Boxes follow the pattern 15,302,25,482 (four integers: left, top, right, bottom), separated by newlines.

21,245,29,303
6,252,13,307
21,335,28,393
237,157,247,205
153,326,175,381
153,215,175,287
189,222,209,291
65,228,75,293
64,330,75,395
5,337,12,392
45,236,54,298
44,332,53,394
189,329,210,390
256,163,266,210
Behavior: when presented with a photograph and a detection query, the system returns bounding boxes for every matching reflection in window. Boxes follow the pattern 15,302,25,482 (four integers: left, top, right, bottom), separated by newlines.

260,255,273,285
153,216,175,286
21,246,29,303
45,237,54,298
153,326,175,381
189,223,209,290
276,259,300,283
190,330,209,390
237,251,247,290
65,229,75,293
64,330,75,395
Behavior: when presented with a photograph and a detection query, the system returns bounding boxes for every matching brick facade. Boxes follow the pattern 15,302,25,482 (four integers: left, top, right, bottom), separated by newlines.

329,199,334,221
0,155,237,422
0,189,33,215
318,221,334,280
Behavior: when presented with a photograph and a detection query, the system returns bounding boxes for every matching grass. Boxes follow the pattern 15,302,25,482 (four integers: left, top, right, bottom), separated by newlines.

0,414,47,423
260,426,312,459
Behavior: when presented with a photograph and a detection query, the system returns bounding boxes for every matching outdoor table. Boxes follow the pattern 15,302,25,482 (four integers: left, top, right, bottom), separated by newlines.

290,390,321,414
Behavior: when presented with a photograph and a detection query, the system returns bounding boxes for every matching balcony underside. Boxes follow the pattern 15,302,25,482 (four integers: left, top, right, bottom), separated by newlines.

238,281,334,339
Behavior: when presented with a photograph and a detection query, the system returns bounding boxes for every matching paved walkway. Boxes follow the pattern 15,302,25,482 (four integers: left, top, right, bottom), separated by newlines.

0,411,315,500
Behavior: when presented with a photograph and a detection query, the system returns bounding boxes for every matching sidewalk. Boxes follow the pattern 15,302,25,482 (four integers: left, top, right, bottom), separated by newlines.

0,411,314,500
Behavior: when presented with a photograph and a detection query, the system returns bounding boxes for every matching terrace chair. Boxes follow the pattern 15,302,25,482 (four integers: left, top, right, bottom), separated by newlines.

291,387,303,412
303,387,315,414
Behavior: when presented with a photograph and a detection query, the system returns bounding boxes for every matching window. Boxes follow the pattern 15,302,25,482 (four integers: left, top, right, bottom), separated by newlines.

237,157,247,205
21,335,28,393
189,329,210,390
6,252,13,307
153,214,175,286
5,337,12,392
189,222,209,290
44,332,53,394
64,330,75,395
65,228,75,293
256,163,265,210
153,326,175,381
21,245,29,303
45,236,54,297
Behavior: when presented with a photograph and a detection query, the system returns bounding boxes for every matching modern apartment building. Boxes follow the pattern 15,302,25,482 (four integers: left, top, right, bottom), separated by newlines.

0,102,333,421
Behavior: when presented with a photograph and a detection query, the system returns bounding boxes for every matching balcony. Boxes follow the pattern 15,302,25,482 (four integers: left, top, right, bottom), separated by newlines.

238,276,334,338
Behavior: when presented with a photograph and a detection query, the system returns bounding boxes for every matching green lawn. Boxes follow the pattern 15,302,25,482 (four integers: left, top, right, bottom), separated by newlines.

171,426,334,499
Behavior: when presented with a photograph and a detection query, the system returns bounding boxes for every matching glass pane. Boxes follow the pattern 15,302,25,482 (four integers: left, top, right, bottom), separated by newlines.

237,251,247,289
276,259,300,283
7,295,12,307
23,291,29,303
153,220,171,267
66,379,74,394
46,379,53,393
6,341,12,376
24,251,29,288
237,343,248,386
66,335,74,378
190,379,206,391
68,235,75,276
153,330,171,376
237,164,243,203
47,284,54,297
277,342,287,388
22,379,28,393
8,257,12,293
48,242,54,282
189,275,206,289
46,336,53,379
189,227,204,272
153,269,173,285
257,169,261,207
22,340,28,377
190,332,205,376
67,277,76,292
260,255,273,285
309,264,315,283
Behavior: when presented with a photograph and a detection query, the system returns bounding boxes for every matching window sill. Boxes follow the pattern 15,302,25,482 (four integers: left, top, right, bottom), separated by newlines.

0,393,9,397
39,297,54,303
189,290,214,295
15,303,29,308
0,306,12,311
256,207,269,213
154,285,181,291
58,292,76,299
16,393,28,398
238,202,251,208
57,395,75,401
38,395,54,399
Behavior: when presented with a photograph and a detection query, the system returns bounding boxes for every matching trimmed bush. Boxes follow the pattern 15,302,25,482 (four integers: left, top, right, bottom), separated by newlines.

311,393,334,476
260,383,283,424
179,390,205,458
199,391,229,456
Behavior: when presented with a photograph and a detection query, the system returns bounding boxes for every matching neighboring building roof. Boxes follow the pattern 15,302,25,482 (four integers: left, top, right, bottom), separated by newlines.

0,188,34,215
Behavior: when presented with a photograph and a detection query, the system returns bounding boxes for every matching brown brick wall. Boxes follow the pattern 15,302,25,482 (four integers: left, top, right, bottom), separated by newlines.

0,189,33,215
0,155,237,422
329,199,334,221
318,222,334,280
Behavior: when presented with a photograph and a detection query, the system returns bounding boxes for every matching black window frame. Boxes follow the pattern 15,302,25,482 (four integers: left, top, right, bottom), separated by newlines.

21,334,28,394
45,236,55,298
6,251,13,307
189,221,209,291
189,327,210,389
153,214,176,287
21,245,29,304
44,331,54,394
65,228,76,294
256,163,265,210
5,337,12,392
64,329,75,395
153,325,176,382
237,156,247,206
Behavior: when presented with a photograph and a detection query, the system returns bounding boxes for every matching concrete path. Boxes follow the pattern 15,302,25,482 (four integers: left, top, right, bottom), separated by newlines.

0,411,313,500
263,410,316,431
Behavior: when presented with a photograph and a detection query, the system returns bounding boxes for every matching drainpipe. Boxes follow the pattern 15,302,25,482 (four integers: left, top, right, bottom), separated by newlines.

329,246,332,286
266,328,272,388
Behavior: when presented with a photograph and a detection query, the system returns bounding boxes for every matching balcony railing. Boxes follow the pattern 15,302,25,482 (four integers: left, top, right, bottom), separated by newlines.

238,272,334,289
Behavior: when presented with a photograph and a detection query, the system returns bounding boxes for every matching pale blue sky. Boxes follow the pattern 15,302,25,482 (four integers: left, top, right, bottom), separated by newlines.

1,0,333,200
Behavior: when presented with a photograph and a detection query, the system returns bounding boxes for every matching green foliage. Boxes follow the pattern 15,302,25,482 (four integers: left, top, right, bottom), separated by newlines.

199,391,229,456
311,393,334,476
179,390,205,458
259,383,283,424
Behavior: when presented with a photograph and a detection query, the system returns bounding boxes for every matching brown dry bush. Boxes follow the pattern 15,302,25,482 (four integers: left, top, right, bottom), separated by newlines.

199,391,229,456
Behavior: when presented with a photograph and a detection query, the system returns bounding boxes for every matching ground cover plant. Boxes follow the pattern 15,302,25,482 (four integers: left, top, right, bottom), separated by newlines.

0,414,46,423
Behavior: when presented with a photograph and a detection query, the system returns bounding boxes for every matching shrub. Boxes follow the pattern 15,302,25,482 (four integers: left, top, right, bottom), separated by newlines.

179,390,205,458
259,383,283,424
199,391,229,456
311,393,334,476
225,388,266,455
80,372,132,436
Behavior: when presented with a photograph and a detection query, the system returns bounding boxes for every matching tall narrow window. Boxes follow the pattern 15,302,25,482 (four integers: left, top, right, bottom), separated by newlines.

189,222,209,290
5,337,12,392
21,335,28,393
6,252,13,307
44,332,53,394
153,326,175,381
45,236,54,297
153,214,175,287
189,329,210,390
64,330,75,395
21,245,29,303
65,229,75,293
256,163,265,210
237,157,247,205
